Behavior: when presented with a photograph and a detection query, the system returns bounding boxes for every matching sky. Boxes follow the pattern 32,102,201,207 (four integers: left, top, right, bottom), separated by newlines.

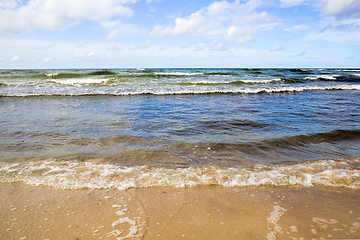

0,0,359,68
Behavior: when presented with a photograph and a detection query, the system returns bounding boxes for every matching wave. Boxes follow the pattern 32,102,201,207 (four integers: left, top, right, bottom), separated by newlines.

1,84,360,97
170,129,360,165
316,75,339,80
338,69,360,72
154,72,204,76
45,70,117,79
0,82,9,87
237,78,282,84
0,158,359,190
304,75,360,82
288,68,312,73
203,72,237,76
50,78,109,85
87,70,117,76
176,78,283,86
172,119,274,135
263,130,360,148
45,73,84,79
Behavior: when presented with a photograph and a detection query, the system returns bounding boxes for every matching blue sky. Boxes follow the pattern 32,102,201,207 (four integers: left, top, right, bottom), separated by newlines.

0,0,359,68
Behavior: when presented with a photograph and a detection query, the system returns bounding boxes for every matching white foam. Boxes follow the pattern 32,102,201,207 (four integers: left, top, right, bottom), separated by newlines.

45,73,59,77
267,205,287,240
154,72,204,76
315,75,339,80
2,84,360,97
189,81,220,85
0,158,359,190
53,78,107,85
240,78,282,84
111,217,143,240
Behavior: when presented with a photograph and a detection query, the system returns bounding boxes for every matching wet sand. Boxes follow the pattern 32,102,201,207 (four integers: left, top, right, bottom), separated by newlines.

1,183,359,240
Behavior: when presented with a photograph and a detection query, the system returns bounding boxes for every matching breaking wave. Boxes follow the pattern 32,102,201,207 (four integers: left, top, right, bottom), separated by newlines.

0,158,359,190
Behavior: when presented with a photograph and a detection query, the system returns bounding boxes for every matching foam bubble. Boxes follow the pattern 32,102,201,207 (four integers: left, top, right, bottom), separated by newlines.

0,158,359,190
267,205,287,239
53,78,107,85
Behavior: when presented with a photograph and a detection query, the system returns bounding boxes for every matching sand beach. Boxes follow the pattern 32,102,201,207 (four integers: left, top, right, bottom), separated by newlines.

1,183,359,239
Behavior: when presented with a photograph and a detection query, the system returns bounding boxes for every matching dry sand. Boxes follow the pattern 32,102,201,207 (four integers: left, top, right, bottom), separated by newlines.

1,183,359,239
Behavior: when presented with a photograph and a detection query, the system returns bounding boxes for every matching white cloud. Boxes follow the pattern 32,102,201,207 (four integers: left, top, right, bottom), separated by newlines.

107,46,122,51
270,46,284,51
100,20,120,28
307,20,360,43
0,0,18,8
233,12,270,25
191,41,230,52
101,20,139,40
0,0,138,33
11,55,20,61
78,40,86,47
150,11,207,37
75,51,85,57
42,58,52,63
285,24,310,32
318,22,357,33
193,44,205,52
149,0,272,45
76,51,95,57
278,0,310,7
208,42,229,51
206,0,234,17
226,26,255,44
323,0,360,19
107,29,122,40
128,40,150,50
277,0,360,19
295,51,307,56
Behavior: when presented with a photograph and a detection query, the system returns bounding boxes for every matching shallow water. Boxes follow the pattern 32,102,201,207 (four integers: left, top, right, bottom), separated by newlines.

1,68,360,189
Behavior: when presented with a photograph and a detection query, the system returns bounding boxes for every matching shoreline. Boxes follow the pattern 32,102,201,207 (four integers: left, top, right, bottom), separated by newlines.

1,183,359,239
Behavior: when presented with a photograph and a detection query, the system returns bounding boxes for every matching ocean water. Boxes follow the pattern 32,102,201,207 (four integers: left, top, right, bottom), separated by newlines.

0,68,360,190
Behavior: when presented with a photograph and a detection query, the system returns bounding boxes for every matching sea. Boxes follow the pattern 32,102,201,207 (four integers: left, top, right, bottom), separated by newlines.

0,68,360,190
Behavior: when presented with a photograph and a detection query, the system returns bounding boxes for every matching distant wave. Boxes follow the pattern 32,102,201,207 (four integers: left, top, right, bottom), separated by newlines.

50,78,109,85
178,79,282,86
237,78,282,84
154,72,204,76
1,84,360,97
203,72,237,76
45,70,117,79
304,74,360,82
